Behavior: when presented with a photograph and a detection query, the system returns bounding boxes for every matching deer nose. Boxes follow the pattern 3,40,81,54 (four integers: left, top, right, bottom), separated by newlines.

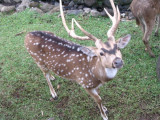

113,57,123,68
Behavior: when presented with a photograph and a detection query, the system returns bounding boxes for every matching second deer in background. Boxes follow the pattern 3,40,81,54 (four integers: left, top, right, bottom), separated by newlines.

130,0,160,57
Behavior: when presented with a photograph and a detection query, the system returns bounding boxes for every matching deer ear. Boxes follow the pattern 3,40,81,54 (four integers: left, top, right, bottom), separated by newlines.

78,47,97,57
117,34,131,49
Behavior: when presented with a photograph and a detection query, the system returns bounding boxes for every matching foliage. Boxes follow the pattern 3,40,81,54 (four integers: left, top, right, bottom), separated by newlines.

0,10,160,120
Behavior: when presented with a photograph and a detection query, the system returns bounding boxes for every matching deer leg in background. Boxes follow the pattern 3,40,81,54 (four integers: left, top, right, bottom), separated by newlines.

155,15,160,36
141,17,156,57
50,74,56,81
85,88,108,120
38,64,58,100
45,71,57,100
138,17,145,34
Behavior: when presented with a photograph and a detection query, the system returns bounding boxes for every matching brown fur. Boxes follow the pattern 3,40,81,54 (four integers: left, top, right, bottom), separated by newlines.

130,0,160,57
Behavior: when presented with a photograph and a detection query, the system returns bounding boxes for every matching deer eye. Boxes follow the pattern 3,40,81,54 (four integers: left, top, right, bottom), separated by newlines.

100,52,104,56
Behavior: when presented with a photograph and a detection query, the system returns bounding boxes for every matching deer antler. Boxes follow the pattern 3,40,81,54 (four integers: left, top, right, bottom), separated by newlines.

59,0,99,42
104,0,120,40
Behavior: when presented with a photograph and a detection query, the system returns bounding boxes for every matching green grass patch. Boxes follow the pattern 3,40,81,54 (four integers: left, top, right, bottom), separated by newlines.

0,10,160,120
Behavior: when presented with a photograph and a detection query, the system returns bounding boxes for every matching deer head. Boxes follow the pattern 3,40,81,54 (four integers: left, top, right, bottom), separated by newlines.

59,0,131,73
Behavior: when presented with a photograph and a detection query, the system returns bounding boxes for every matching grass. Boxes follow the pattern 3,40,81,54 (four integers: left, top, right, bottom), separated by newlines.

0,10,160,120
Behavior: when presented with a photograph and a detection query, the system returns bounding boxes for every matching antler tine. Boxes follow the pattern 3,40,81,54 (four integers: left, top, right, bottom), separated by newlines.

104,0,121,40
59,0,70,34
59,0,99,41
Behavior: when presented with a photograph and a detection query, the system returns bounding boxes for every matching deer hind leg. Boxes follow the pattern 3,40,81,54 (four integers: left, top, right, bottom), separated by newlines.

155,15,160,36
85,88,108,120
37,64,58,100
141,17,156,57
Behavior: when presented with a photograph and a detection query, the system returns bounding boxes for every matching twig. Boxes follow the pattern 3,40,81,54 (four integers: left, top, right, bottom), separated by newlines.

15,31,26,36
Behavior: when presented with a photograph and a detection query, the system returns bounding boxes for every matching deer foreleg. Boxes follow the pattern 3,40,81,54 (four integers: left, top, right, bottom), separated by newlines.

85,88,108,120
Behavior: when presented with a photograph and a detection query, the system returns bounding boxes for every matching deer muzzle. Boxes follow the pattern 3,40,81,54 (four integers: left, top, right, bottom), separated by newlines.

112,57,123,68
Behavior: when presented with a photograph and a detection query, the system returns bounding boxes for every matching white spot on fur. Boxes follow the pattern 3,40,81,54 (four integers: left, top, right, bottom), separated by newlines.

77,48,80,51
85,74,88,77
87,56,90,62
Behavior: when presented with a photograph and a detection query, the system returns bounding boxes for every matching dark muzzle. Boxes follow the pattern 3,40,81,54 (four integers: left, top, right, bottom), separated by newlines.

112,57,123,68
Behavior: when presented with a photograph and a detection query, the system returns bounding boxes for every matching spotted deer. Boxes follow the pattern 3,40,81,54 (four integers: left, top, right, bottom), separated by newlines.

24,0,131,119
130,0,160,57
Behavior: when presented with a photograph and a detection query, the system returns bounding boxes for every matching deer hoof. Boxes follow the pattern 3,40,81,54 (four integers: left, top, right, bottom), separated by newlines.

53,96,58,100
154,32,159,37
50,96,58,101
103,106,109,115
105,110,109,115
